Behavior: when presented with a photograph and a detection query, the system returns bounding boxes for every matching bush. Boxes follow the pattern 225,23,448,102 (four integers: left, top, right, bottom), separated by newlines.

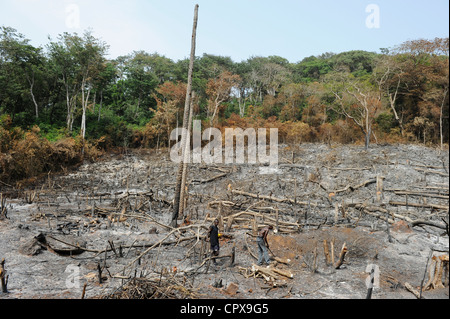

0,125,101,185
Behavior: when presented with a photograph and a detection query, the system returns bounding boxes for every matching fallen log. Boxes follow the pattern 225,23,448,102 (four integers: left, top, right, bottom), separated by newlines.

251,264,282,281
333,178,384,194
231,190,316,207
191,172,228,185
411,220,448,231
348,203,413,224
414,167,449,177
394,191,449,200
389,200,449,211
269,266,294,279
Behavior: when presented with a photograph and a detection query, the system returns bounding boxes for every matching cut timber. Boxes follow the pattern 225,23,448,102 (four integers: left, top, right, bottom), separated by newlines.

273,257,291,265
269,266,294,279
250,264,293,280
411,220,448,231
251,264,281,281
414,167,449,177
191,172,228,185
389,200,448,211
394,191,449,200
231,190,315,207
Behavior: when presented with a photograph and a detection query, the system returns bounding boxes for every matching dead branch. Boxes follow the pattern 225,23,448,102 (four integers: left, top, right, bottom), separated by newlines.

389,200,448,211
250,264,282,281
405,282,424,299
414,167,449,177
231,189,316,207
191,172,228,185
411,220,448,231
335,243,348,269
333,177,384,194
394,191,449,200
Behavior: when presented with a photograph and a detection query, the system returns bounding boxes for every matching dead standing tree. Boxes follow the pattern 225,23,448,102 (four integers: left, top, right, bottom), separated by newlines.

171,4,199,228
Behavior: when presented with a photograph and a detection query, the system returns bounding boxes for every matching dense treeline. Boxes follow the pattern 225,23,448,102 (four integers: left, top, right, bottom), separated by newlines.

0,26,448,183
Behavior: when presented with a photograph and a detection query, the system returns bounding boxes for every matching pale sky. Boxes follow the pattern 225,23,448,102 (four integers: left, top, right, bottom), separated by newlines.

1,0,449,63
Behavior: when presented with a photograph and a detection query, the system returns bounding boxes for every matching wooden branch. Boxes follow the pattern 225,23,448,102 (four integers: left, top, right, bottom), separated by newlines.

335,243,347,269
191,173,228,185
333,178,383,194
251,264,282,281
414,167,449,177
405,282,423,299
349,202,413,223
231,190,315,207
269,266,294,279
389,200,448,211
411,220,448,231
394,191,449,200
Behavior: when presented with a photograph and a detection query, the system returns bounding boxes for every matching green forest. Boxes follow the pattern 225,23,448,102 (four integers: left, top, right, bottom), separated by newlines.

0,26,448,184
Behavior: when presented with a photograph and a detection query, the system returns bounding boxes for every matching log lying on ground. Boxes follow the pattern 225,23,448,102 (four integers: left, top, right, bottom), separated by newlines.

207,211,302,234
191,172,228,185
411,220,448,231
231,190,316,207
393,191,449,200
389,200,449,211
250,264,293,281
333,178,384,194
316,177,385,194
414,167,449,177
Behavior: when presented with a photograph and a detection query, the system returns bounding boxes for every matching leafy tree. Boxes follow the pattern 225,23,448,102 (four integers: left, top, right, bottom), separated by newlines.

206,71,241,125
0,26,47,121
293,56,332,83
326,72,385,149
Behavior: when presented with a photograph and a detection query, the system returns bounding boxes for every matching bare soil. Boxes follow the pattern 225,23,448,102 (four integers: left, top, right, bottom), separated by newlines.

0,143,448,299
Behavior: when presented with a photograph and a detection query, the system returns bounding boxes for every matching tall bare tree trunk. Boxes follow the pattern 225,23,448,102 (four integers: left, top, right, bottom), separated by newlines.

178,92,195,219
171,4,199,228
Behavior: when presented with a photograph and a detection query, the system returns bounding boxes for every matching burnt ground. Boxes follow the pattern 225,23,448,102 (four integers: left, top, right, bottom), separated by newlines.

0,143,448,300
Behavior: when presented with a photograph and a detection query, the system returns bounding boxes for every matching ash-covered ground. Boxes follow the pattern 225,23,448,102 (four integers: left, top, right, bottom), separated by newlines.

0,143,448,299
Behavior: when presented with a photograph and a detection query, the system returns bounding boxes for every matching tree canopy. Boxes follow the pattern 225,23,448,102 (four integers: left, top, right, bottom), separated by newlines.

1,26,448,151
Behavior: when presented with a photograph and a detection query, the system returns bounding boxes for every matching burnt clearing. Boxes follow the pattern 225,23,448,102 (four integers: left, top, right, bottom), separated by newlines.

0,143,448,300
